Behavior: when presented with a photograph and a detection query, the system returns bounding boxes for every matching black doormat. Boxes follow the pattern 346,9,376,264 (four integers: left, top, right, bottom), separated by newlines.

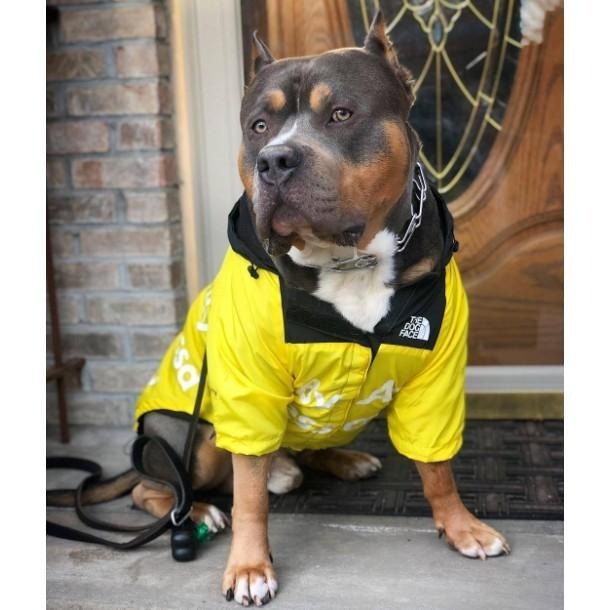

204,420,564,520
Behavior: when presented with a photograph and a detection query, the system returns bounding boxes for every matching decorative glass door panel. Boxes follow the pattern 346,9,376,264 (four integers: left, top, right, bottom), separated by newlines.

349,0,522,200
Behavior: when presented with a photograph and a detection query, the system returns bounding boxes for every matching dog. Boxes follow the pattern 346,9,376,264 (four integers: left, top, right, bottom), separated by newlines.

131,11,510,606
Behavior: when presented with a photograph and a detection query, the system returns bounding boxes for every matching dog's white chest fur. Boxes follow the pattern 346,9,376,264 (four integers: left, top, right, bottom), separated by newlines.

288,229,397,333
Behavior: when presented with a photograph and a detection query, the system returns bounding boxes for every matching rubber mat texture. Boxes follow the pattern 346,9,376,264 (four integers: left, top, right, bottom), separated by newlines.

205,420,564,520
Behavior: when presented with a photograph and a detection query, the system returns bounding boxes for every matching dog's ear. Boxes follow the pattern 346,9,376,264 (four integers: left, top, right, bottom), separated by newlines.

364,10,415,108
252,31,275,77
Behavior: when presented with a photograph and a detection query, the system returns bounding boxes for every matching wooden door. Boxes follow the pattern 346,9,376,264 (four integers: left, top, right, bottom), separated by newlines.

454,10,563,365
240,1,564,366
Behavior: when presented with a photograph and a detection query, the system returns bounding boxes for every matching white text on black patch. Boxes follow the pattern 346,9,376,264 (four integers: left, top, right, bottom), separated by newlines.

399,316,430,341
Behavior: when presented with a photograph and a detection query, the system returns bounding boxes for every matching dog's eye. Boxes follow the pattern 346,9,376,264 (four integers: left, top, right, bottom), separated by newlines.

252,119,268,134
330,108,353,123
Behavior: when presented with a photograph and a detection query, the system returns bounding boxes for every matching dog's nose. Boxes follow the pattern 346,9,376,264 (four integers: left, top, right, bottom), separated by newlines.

256,145,302,186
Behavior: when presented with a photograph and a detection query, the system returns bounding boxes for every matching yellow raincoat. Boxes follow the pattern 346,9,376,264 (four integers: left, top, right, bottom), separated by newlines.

134,191,467,463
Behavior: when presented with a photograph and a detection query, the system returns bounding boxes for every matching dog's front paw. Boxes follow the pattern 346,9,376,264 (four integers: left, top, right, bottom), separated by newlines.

435,507,511,559
222,558,278,607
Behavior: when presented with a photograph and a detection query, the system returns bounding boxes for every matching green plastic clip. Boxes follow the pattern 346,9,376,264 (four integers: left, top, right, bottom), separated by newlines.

195,522,211,543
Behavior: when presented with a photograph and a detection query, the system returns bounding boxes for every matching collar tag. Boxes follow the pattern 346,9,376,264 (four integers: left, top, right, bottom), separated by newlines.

327,253,378,272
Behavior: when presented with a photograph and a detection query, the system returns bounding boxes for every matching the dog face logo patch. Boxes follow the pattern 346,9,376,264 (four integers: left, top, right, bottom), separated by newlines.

399,316,430,341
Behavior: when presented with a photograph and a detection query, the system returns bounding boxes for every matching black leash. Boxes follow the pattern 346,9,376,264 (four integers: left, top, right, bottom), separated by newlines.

46,356,208,560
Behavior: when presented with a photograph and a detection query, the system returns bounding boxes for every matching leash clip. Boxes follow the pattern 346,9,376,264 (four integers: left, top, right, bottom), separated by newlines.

171,505,193,527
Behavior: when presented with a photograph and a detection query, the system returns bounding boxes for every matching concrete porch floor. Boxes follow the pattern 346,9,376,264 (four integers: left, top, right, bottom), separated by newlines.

47,426,563,610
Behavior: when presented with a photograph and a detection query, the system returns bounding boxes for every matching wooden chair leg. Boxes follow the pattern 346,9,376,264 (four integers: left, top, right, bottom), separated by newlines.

47,216,85,444
56,377,70,443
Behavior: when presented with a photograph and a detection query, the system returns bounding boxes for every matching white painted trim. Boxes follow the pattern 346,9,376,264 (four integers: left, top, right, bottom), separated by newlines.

170,0,245,301
466,365,564,392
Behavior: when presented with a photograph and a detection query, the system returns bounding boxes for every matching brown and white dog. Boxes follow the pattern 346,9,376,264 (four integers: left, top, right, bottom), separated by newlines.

130,12,510,607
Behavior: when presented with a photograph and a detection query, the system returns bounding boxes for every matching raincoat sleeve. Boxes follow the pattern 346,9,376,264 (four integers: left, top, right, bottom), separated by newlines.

205,250,294,455
386,259,468,462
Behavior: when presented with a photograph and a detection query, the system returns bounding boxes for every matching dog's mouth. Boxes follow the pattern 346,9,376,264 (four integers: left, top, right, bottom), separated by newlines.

263,232,294,256
260,203,304,256
260,202,364,256
254,188,366,257
263,225,364,257
334,226,365,247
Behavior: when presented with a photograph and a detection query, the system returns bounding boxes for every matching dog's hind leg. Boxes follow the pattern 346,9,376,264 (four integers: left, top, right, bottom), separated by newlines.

134,414,232,532
131,480,175,518
190,423,234,491
132,481,230,533
297,448,382,481
267,450,303,494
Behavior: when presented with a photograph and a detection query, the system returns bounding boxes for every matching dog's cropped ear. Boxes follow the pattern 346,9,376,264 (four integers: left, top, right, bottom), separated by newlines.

252,31,275,77
364,10,415,108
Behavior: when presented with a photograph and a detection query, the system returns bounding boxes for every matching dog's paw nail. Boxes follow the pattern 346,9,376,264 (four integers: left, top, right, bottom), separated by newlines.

225,588,234,602
262,592,271,605
437,528,445,539
269,551,273,564
268,579,278,599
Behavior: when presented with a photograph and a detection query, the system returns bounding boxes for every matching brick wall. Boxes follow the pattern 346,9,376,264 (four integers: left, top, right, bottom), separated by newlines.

46,0,186,427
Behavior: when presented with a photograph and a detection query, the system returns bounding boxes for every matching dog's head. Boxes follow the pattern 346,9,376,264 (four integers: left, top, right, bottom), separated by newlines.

238,11,420,258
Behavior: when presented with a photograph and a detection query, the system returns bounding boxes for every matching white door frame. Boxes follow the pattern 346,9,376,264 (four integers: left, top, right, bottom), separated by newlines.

170,0,245,298
169,0,563,395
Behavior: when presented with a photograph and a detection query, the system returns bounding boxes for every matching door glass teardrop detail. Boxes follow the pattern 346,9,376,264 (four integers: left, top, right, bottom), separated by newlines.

349,0,522,200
